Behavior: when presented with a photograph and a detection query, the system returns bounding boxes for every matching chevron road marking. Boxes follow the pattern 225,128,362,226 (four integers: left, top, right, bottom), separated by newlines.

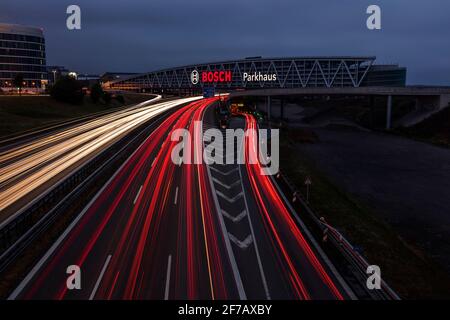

228,233,253,249
216,190,243,203
221,209,247,223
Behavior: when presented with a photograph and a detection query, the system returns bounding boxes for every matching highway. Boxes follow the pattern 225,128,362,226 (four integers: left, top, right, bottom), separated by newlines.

7,97,353,300
0,96,201,225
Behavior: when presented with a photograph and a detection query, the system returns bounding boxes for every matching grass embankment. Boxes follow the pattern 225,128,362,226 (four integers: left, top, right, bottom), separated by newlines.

395,106,450,148
280,128,450,299
0,94,154,138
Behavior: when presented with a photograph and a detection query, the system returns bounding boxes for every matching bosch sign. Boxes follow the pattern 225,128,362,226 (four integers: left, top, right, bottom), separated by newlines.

191,70,232,84
190,70,199,85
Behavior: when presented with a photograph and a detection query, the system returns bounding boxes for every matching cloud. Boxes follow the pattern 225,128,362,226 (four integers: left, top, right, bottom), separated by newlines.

1,0,449,84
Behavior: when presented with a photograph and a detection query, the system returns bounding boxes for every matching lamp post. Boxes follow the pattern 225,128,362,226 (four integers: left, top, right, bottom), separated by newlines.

304,176,312,203
52,70,57,84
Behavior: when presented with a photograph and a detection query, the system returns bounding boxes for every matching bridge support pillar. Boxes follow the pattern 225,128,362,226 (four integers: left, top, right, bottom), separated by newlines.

368,96,375,127
267,96,271,121
386,95,393,130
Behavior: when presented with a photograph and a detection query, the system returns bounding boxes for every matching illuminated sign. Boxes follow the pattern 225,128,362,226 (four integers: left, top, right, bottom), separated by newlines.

243,72,277,82
202,71,232,83
191,70,232,84
191,70,199,85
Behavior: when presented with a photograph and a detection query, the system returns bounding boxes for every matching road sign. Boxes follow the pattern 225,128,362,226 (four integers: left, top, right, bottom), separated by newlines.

304,176,312,185
203,87,215,98
304,176,312,203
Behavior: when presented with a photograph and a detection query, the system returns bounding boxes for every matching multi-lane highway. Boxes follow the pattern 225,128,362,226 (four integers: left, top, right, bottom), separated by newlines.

0,96,201,225
6,97,353,300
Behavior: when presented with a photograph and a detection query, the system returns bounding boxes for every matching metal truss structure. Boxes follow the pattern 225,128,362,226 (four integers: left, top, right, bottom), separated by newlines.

107,56,376,91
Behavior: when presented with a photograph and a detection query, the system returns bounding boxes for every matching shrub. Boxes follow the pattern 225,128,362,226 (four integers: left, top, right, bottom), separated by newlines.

103,92,112,104
13,74,25,95
90,83,103,103
50,76,84,104
115,94,125,104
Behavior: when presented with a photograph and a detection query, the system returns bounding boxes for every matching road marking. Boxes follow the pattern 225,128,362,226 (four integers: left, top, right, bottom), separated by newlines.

164,255,172,300
204,142,246,298
151,158,156,167
238,164,271,300
270,174,357,300
212,177,240,190
89,254,112,300
0,94,163,231
133,185,143,205
6,116,170,300
174,187,179,205
215,190,243,203
221,209,247,223
209,166,238,176
228,233,253,249
204,153,224,162
7,97,205,300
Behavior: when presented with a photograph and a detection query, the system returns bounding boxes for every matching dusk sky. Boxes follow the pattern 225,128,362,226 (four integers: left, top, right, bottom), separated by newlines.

1,0,449,85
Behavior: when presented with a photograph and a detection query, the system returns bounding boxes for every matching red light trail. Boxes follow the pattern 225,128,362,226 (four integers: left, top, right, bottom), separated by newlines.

11,98,348,300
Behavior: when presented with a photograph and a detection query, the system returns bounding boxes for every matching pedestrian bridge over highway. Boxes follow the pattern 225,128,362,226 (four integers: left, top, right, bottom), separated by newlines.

103,56,449,129
104,56,406,93
229,86,450,130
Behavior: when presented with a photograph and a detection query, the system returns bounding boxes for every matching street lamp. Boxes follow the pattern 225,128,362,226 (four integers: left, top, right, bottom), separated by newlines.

52,70,57,84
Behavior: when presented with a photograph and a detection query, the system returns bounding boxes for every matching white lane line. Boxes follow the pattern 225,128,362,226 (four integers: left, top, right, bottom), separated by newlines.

164,255,172,300
174,187,179,205
151,158,156,167
89,254,112,300
207,169,246,299
238,164,271,300
8,138,134,300
133,185,143,205
7,97,204,300
0,97,201,226
270,174,357,300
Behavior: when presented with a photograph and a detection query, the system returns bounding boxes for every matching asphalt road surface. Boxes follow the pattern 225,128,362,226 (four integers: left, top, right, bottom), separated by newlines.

8,98,352,300
0,96,201,226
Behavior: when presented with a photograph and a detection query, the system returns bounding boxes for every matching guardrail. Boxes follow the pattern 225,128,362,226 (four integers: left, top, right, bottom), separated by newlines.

0,96,164,232
0,108,171,273
274,171,400,300
0,95,161,148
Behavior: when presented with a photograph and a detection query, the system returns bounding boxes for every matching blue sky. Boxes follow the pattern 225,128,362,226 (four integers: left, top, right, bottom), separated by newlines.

1,0,449,85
